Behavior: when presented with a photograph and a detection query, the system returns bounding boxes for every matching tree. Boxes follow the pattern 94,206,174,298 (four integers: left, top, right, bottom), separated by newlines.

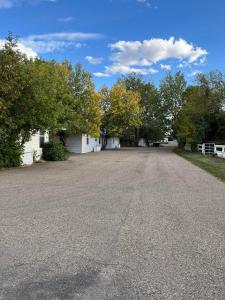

100,83,142,137
174,72,225,149
174,86,208,149
159,71,187,138
0,34,71,166
120,73,166,144
64,63,101,137
196,71,225,142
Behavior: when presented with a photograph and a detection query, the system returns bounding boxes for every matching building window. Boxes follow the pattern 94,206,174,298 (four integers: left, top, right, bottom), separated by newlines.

86,135,89,145
40,131,45,148
216,147,223,152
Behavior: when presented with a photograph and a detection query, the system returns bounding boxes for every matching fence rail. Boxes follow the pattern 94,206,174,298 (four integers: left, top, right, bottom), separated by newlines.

198,143,225,159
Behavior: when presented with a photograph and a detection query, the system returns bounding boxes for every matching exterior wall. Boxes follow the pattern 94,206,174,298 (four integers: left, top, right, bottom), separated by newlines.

65,134,102,154
82,134,102,153
138,138,146,147
215,145,225,159
198,143,225,159
105,137,120,149
65,133,83,154
22,132,44,165
44,132,49,143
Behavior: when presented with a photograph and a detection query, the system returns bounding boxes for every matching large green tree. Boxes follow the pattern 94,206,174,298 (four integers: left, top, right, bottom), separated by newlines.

174,86,209,149
0,35,73,166
159,71,187,139
64,63,101,137
196,72,225,142
174,72,225,149
120,74,166,145
100,83,142,137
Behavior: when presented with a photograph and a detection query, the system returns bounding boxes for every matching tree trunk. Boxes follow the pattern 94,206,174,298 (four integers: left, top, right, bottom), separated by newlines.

178,139,186,150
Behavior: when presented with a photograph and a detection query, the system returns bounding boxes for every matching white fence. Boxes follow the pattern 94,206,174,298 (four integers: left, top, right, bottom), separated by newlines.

198,143,225,159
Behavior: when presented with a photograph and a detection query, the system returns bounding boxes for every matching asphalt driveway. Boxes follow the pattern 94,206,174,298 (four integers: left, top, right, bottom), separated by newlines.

1,147,225,299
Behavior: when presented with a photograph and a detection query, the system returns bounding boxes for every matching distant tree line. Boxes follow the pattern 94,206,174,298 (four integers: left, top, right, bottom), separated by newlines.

119,71,225,150
0,34,141,167
1,34,225,167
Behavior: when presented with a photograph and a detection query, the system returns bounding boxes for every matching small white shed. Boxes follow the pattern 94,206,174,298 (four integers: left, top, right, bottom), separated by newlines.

105,137,120,150
65,133,102,154
215,145,225,159
22,131,49,165
138,138,146,147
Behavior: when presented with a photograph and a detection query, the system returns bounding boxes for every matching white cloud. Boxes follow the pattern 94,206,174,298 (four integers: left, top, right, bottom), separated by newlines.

160,64,171,71
0,39,37,58
93,64,158,77
194,56,207,66
105,64,158,75
20,32,104,53
0,0,57,9
136,0,153,8
85,56,103,65
95,37,207,77
57,17,74,23
109,37,207,67
188,70,202,77
93,72,110,78
177,62,188,68
0,0,13,8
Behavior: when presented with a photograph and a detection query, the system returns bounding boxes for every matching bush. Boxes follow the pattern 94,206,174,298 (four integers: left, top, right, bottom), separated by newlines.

0,139,22,169
42,140,68,161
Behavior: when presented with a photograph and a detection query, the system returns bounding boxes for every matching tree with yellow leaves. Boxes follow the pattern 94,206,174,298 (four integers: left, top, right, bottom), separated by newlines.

100,83,142,136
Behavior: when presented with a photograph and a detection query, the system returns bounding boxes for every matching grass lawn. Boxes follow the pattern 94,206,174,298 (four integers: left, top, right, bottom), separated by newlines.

175,149,225,182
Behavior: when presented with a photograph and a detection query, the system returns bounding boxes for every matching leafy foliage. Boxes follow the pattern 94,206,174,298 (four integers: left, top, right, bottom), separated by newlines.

42,141,68,161
159,72,187,135
1,33,225,166
0,138,22,168
64,64,101,137
120,74,166,144
175,72,225,149
0,35,101,167
100,83,142,136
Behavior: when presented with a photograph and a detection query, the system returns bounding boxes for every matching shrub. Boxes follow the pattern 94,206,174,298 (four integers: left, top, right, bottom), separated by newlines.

42,140,68,161
0,139,22,169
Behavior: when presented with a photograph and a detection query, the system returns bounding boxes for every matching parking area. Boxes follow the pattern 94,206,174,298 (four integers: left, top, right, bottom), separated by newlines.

1,147,225,299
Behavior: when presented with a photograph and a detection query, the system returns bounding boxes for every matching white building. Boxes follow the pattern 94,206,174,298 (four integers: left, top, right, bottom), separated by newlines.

138,138,146,147
65,133,102,154
198,143,225,159
215,145,225,159
22,131,49,165
105,137,120,150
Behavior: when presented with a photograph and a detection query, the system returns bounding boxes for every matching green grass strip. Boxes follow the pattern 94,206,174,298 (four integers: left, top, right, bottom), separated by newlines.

175,149,225,182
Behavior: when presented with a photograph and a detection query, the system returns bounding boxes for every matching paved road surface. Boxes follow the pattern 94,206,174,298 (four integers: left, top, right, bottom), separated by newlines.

1,147,225,299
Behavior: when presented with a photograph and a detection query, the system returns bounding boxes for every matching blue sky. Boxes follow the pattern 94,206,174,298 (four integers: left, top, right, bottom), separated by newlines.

0,0,225,88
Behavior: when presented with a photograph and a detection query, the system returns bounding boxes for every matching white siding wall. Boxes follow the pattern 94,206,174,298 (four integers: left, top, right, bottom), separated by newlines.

138,138,146,147
44,132,49,143
22,133,42,165
65,134,102,154
215,145,225,159
105,137,120,149
82,134,101,153
65,134,83,154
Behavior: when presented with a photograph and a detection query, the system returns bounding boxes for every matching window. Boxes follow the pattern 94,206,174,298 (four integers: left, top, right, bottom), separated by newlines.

113,137,115,144
40,131,45,148
216,147,223,152
86,135,89,145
